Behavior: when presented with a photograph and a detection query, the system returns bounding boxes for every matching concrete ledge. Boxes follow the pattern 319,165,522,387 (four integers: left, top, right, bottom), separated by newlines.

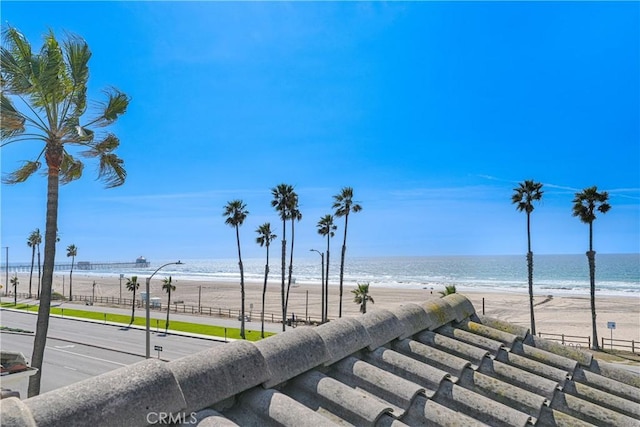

169,341,268,412
255,328,328,389
26,359,186,427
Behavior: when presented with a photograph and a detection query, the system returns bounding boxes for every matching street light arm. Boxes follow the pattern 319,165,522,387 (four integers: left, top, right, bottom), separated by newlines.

148,261,183,282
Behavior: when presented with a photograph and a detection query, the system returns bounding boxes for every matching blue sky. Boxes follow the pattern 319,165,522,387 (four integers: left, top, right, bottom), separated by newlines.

1,1,638,263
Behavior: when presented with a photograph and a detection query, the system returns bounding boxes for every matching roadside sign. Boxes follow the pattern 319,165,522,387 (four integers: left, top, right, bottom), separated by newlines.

607,322,616,351
154,345,163,359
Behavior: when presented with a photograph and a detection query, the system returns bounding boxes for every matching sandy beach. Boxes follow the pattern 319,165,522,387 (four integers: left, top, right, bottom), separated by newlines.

7,272,640,345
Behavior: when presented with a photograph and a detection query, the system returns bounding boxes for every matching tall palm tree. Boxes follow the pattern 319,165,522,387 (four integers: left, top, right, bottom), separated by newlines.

126,276,139,327
162,276,175,334
333,187,362,318
317,214,336,322
27,229,41,298
256,222,276,338
271,183,295,331
511,180,543,335
352,282,374,314
1,28,130,396
572,186,611,350
66,244,77,301
223,199,249,339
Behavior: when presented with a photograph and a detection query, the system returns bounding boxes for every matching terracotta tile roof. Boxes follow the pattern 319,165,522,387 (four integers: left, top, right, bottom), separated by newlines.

1,294,639,426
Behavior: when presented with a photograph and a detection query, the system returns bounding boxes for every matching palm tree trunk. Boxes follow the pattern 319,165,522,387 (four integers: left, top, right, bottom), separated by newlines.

37,248,41,299
28,160,60,397
285,219,295,322
325,234,330,321
130,288,136,326
526,212,536,335
527,251,535,335
588,221,599,350
29,247,35,298
236,226,245,340
280,219,287,332
262,260,269,339
166,288,171,333
69,257,74,301
338,213,349,318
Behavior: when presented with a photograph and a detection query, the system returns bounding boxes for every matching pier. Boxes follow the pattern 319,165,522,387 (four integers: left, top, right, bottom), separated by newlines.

0,260,150,273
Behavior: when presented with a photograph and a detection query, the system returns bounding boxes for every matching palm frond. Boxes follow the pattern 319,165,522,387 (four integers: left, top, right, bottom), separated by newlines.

98,153,126,188
81,133,119,157
2,160,41,184
0,93,26,138
63,33,90,113
59,152,84,185
1,27,33,94
223,199,249,227
86,87,130,127
39,30,72,105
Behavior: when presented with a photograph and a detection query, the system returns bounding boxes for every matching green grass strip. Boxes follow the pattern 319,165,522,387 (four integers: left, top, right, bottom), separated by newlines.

1,302,273,341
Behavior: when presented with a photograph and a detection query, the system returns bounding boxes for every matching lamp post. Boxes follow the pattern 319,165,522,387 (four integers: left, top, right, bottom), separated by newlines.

119,273,124,303
310,249,325,323
146,261,183,358
4,247,8,298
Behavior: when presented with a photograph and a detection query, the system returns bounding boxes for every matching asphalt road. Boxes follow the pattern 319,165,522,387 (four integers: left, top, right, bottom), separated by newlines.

1,309,223,396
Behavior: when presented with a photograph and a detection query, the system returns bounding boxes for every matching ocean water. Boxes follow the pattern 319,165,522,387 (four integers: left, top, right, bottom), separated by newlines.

52,253,639,297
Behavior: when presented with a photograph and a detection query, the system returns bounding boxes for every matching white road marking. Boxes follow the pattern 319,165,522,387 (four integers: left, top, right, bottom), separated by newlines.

64,366,77,371
54,345,75,349
48,347,128,366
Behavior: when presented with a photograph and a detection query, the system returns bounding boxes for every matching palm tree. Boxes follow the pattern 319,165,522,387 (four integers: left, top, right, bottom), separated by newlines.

511,180,543,335
1,28,130,396
256,222,276,338
439,284,457,296
317,214,336,322
352,282,374,314
162,276,175,334
10,275,19,305
66,244,78,301
333,187,362,318
223,199,249,339
27,229,41,298
271,183,295,331
572,186,611,350
126,276,139,326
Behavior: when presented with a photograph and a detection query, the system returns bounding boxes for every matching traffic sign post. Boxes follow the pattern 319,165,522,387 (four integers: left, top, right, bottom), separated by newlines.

154,345,163,359
607,322,616,350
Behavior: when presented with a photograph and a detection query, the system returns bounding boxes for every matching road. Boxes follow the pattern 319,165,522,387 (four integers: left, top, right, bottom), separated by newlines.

1,309,223,396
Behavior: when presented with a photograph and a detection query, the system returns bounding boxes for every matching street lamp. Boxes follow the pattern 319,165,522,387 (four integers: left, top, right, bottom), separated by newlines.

146,261,183,358
310,249,325,323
